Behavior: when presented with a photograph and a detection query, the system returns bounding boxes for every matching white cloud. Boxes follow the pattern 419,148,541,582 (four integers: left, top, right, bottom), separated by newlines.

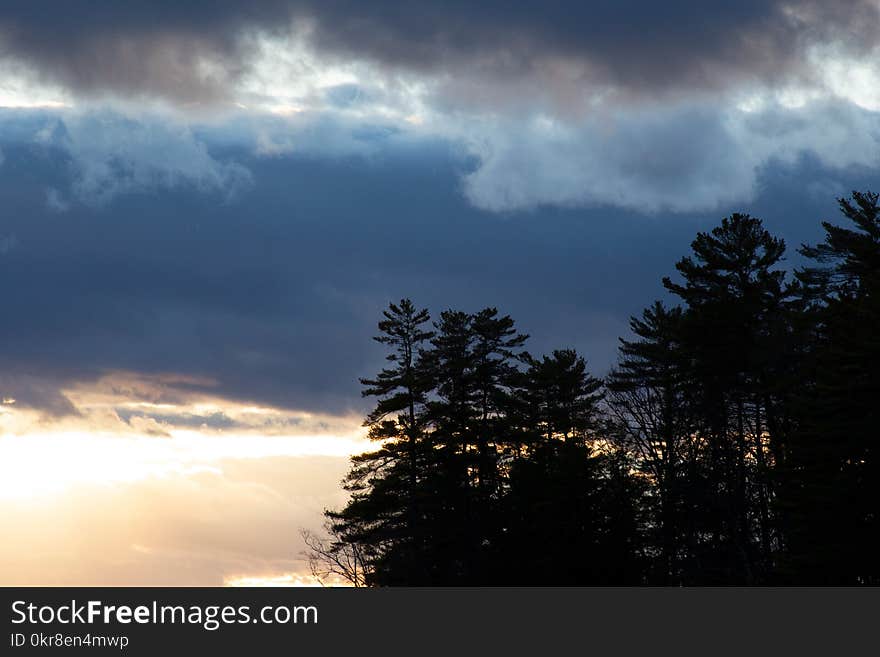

455,97,880,213
229,33,880,214
6,26,880,215
0,62,71,109
37,111,253,206
229,32,880,214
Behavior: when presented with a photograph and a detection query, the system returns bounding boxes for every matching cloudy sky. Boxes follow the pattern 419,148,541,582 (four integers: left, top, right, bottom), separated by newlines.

2,1,880,584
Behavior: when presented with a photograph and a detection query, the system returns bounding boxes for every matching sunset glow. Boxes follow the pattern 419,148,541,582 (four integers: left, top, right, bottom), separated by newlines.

2,0,880,592
0,376,368,585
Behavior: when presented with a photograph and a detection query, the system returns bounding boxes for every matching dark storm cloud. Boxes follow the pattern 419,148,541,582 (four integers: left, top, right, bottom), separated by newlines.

304,1,878,98
0,1,295,102
1,1,879,103
0,108,858,417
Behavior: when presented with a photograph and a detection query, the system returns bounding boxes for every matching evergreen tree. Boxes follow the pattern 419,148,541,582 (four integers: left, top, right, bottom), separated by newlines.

519,349,603,446
326,299,435,585
422,307,529,583
502,348,642,584
783,192,880,583
310,193,880,585
661,213,790,582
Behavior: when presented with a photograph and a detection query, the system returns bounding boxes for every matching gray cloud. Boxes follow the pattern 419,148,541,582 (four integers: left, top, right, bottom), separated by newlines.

1,2,879,106
0,2,294,103
4,3,879,218
460,98,880,212
0,105,861,418
304,1,878,105
0,374,78,416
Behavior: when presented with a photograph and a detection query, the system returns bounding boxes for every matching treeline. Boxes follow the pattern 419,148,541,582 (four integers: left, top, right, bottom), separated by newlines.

307,191,880,585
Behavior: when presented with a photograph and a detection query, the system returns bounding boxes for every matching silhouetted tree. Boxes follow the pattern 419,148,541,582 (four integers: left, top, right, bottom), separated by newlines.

420,307,529,583
608,302,697,584
310,192,880,585
660,213,790,582
518,349,603,446
502,348,643,584
326,299,436,584
782,192,880,583
301,524,370,587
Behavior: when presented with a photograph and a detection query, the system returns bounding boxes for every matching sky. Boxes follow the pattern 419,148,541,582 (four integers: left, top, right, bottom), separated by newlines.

2,1,880,585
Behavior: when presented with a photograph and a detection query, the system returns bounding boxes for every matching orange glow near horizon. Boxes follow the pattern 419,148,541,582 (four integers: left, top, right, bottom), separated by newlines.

0,429,367,502
0,375,369,586
223,573,351,587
